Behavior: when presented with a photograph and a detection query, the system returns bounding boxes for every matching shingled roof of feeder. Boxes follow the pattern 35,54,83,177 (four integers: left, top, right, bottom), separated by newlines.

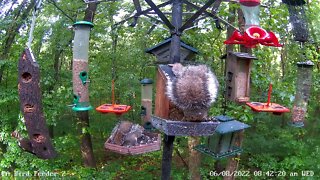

215,120,250,134
228,51,258,60
145,37,199,54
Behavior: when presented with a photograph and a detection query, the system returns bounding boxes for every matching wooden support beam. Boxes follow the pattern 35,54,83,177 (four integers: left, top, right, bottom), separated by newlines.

145,0,175,30
179,0,216,32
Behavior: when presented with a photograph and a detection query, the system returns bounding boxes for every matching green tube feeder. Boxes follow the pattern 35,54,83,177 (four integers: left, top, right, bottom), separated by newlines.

289,61,314,127
140,78,154,127
72,94,93,112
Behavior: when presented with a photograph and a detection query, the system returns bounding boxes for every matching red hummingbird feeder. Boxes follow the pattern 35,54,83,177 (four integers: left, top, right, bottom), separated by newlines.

224,0,283,48
246,84,290,115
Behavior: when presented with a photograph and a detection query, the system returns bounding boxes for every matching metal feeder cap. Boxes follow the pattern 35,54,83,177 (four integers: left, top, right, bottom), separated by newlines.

297,61,314,68
73,21,94,28
140,78,153,85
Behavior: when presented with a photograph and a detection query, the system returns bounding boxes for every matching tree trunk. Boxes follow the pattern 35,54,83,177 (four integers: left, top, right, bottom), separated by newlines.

0,0,36,84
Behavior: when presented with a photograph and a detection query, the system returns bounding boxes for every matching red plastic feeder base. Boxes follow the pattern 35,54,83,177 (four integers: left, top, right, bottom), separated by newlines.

96,104,131,115
105,133,161,155
246,102,290,115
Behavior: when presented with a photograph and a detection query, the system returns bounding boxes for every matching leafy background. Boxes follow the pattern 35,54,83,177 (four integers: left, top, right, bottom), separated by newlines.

0,0,319,179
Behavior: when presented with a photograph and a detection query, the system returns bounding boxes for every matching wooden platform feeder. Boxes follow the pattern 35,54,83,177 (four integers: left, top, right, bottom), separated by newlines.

226,51,257,103
146,38,198,64
195,115,250,159
152,65,219,136
104,122,161,155
18,48,57,159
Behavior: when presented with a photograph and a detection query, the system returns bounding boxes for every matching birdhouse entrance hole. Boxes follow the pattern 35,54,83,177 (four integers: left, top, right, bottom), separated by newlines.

22,72,32,83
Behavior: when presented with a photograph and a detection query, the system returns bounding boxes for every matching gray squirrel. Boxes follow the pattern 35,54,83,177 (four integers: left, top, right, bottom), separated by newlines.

166,63,219,121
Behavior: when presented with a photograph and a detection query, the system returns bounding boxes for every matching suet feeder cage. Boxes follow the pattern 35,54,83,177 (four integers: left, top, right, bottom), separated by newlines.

152,65,219,136
246,84,290,115
283,0,309,42
146,38,198,64
104,121,161,155
195,115,250,159
289,61,314,127
140,78,153,127
226,51,257,103
72,21,94,112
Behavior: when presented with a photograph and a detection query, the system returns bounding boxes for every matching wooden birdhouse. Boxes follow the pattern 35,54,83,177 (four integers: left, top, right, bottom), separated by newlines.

195,115,250,159
154,65,184,120
146,38,198,64
226,51,257,103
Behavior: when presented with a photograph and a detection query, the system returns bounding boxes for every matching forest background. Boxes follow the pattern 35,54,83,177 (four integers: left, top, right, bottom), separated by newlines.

0,0,319,179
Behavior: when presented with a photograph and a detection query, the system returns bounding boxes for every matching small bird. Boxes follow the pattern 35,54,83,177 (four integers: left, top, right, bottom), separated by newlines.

166,63,219,121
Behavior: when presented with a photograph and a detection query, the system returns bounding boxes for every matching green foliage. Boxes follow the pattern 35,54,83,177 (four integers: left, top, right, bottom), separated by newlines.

0,0,319,179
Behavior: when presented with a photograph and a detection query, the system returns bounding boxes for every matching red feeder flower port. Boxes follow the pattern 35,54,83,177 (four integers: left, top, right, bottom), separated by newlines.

246,84,290,115
224,27,283,48
225,0,283,48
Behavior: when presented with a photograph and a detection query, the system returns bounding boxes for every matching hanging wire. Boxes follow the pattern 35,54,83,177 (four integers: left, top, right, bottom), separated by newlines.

27,0,43,49
110,26,119,105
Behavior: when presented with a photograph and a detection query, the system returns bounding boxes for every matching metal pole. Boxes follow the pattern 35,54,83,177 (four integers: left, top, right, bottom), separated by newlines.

161,1,183,179
161,135,175,180
169,0,183,63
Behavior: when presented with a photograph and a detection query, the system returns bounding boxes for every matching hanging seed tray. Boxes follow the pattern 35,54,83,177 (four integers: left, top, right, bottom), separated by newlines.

151,115,220,136
105,132,161,155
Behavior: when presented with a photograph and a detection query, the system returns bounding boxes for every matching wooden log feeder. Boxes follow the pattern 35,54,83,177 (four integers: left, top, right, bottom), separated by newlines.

72,21,94,111
195,115,250,159
104,121,161,155
289,61,314,127
18,48,57,159
145,38,198,64
226,51,257,103
282,0,309,42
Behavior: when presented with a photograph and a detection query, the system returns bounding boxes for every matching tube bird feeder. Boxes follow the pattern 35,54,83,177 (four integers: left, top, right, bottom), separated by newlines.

282,0,309,42
289,61,314,127
72,21,94,111
140,78,154,129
